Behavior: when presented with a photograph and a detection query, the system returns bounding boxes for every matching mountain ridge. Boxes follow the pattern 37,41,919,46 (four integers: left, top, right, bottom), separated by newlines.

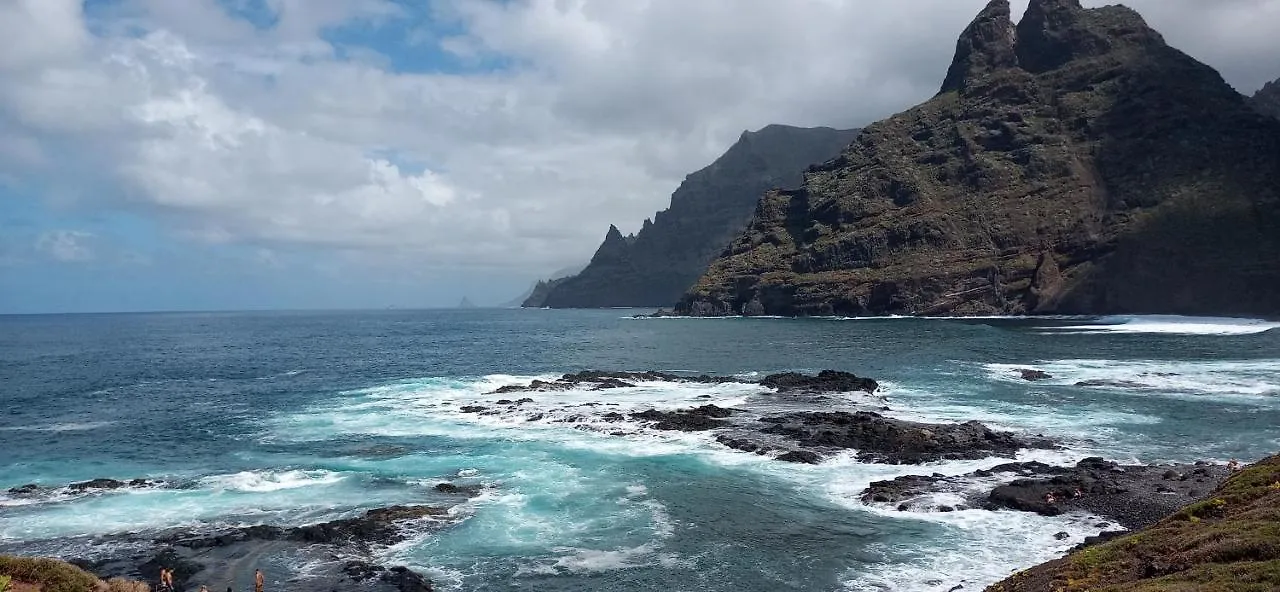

531,124,860,308
676,0,1280,318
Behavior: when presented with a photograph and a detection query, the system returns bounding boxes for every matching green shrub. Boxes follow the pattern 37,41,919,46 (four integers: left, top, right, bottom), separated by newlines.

0,574,12,592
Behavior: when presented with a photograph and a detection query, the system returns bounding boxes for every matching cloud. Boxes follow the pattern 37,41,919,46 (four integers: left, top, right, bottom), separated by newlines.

1,0,1278,281
35,229,96,262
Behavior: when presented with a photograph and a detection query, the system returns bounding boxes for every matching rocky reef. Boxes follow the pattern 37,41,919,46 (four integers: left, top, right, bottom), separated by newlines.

677,0,1280,318
534,124,859,308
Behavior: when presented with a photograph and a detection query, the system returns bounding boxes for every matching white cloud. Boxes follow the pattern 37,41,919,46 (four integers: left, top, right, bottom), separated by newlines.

0,0,1277,278
36,230,96,262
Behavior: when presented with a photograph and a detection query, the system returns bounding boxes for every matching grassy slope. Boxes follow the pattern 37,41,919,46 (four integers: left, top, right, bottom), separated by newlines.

0,556,149,592
987,455,1280,592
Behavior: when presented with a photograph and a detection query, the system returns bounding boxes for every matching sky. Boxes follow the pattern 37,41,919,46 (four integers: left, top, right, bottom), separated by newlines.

1,0,1278,313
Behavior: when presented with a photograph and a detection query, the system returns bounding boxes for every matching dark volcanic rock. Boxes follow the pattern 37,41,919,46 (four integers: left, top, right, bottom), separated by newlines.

68,478,128,491
760,370,878,393
775,450,822,464
291,506,447,546
488,370,739,395
1019,369,1052,381
535,125,860,308
631,409,726,431
1252,77,1280,121
987,454,1280,592
381,566,434,592
760,411,1049,464
861,474,947,504
676,0,1280,318
984,457,1230,529
433,483,482,497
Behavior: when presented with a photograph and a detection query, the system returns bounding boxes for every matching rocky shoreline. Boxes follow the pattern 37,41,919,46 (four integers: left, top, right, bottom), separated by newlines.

2,478,490,591
2,369,1248,591
862,458,1231,534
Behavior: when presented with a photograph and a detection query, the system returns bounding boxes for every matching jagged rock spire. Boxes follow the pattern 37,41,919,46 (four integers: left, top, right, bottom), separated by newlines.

939,0,1018,94
1016,0,1117,73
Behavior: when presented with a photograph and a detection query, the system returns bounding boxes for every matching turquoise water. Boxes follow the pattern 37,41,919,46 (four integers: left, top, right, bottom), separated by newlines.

1,310,1278,591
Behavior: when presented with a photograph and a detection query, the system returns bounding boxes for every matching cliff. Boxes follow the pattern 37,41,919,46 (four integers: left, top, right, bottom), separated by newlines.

677,0,1280,318
987,454,1280,592
1252,78,1280,121
536,125,859,308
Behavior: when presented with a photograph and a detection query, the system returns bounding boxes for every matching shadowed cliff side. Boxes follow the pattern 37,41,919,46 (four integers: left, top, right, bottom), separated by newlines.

987,454,1280,592
1253,78,1280,121
676,0,1280,318
536,125,859,308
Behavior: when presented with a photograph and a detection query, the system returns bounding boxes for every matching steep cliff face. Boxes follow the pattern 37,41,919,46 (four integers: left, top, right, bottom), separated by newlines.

1253,78,1280,121
537,125,859,308
677,0,1280,318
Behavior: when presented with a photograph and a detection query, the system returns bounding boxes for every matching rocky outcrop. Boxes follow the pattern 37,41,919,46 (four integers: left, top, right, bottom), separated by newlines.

631,406,734,431
758,411,1052,464
69,503,448,592
1253,78,1280,121
488,369,872,396
759,370,878,393
862,457,1231,530
537,124,859,308
677,0,1280,318
986,454,1280,592
984,458,1228,529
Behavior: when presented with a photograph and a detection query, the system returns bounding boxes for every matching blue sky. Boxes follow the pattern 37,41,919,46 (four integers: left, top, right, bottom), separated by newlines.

2,0,1277,313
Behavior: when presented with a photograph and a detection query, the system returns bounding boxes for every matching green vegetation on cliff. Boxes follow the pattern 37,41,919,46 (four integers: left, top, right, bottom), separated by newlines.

987,454,1280,592
677,0,1280,318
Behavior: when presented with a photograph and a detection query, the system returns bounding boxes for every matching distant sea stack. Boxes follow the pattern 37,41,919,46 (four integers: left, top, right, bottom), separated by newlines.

677,0,1280,318
534,125,859,309
1252,77,1280,121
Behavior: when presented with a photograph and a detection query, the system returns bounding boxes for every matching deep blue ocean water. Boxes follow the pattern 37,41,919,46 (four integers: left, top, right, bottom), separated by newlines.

1,309,1278,591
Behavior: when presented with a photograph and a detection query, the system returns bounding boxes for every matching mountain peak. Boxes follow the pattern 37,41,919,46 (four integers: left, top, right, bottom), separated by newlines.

604,224,625,243
677,0,1280,319
1016,0,1160,73
939,0,1017,94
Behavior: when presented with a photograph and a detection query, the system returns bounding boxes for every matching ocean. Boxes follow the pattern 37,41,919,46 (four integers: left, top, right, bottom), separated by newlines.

1,309,1278,591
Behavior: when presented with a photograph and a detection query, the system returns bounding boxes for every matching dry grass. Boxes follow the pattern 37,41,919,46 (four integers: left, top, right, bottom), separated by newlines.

103,578,150,592
0,557,149,592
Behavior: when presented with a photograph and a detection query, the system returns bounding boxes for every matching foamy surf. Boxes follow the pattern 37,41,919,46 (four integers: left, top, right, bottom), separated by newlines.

984,359,1280,403
258,372,1143,591
1037,315,1280,335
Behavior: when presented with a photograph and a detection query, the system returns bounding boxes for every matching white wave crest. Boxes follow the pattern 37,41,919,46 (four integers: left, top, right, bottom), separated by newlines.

199,469,346,493
1038,315,1280,336
984,359,1280,402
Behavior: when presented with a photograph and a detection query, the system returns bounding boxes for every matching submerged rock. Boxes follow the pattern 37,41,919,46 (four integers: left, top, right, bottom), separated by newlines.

1019,369,1052,381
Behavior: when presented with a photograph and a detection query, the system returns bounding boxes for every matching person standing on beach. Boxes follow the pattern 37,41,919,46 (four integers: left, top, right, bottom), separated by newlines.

255,568,265,592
